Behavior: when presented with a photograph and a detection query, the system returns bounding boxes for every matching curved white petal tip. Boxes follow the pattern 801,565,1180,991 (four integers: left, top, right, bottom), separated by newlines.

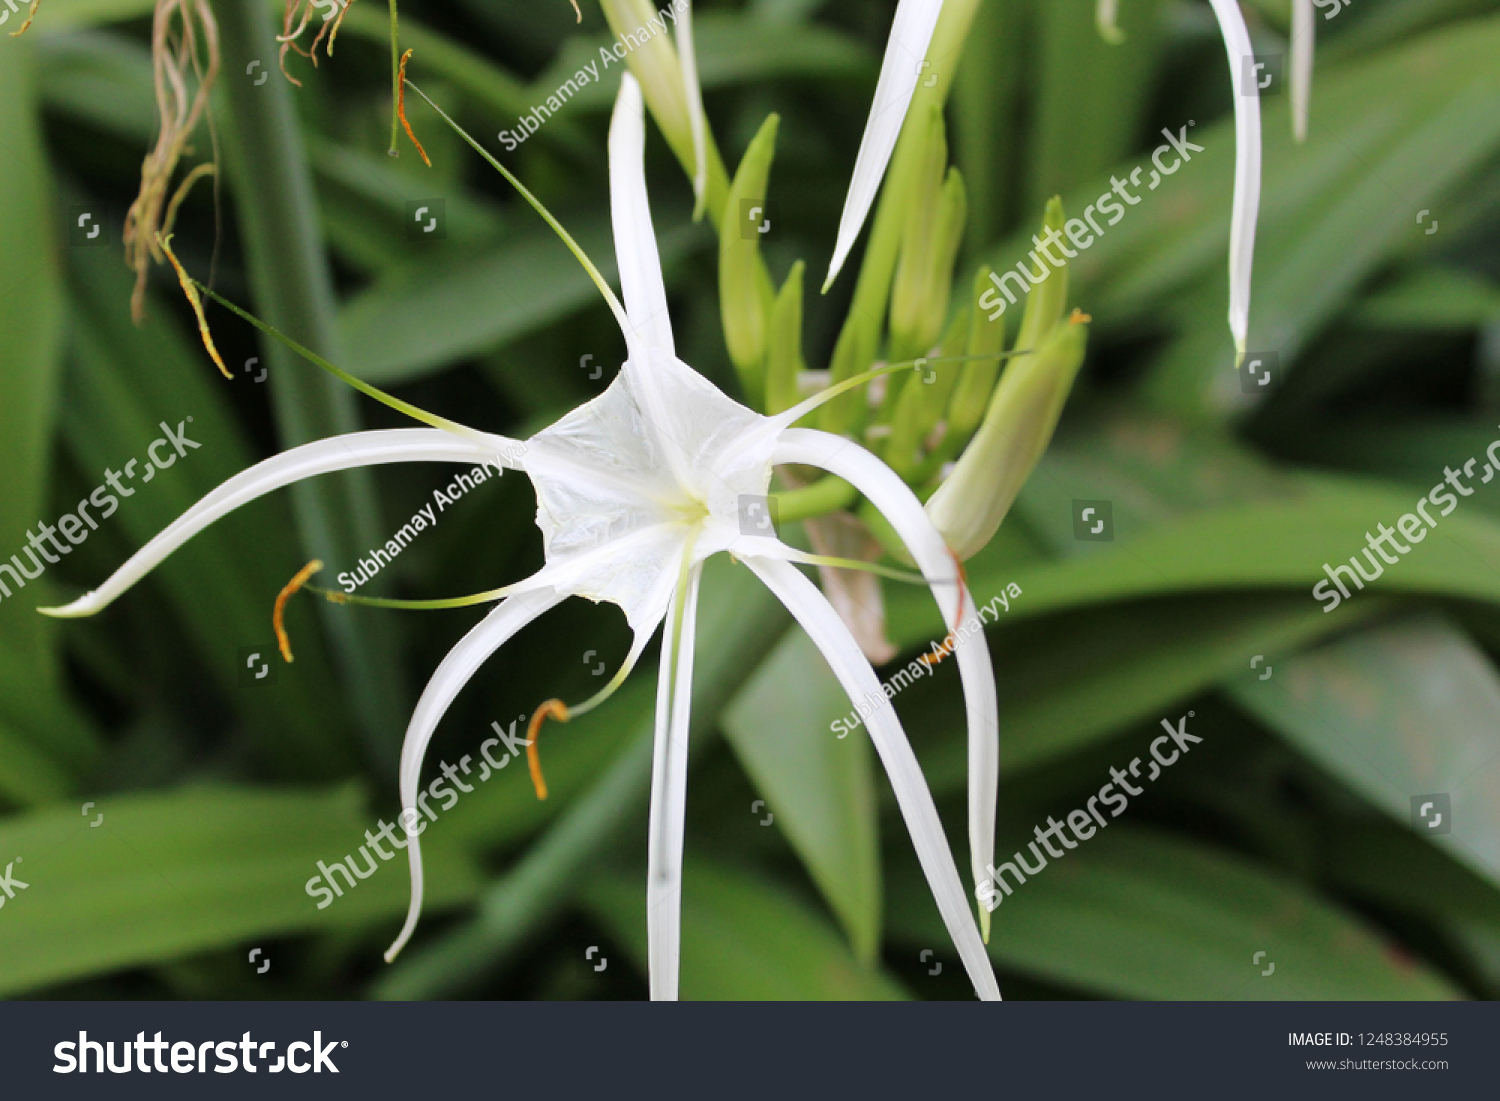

823,0,946,290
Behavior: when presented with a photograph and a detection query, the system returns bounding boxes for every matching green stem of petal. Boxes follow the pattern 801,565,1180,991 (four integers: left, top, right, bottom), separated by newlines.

195,282,484,442
771,476,857,524
404,81,632,336
305,583,513,610
776,351,1024,432
387,0,402,155
786,552,930,586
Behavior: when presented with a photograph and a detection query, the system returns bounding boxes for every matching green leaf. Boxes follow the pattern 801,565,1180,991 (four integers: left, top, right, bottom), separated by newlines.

584,856,908,1000
25,0,153,30
65,249,356,779
887,827,1461,999
0,785,483,996
1226,612,1500,895
906,592,1393,796
340,217,705,386
887,473,1500,644
1351,266,1500,330
722,628,881,963
1024,0,1166,216
0,38,98,806
218,0,407,773
527,12,873,116
33,29,154,144
1326,819,1500,929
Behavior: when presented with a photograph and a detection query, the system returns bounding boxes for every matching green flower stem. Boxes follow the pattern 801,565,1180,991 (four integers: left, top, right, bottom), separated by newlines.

219,0,405,775
372,557,788,999
772,475,857,524
387,0,401,155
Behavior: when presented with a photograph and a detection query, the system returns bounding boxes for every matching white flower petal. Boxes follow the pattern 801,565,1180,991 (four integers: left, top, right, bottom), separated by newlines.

385,586,566,963
1207,0,1263,358
823,0,946,291
744,554,1000,1000
675,0,709,220
772,427,997,932
1290,0,1314,143
39,429,521,619
610,73,676,358
646,559,703,1000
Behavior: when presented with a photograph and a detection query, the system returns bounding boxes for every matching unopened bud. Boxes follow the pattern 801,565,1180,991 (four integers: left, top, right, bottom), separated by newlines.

1011,196,1070,357
926,311,1090,559
889,108,966,364
719,113,779,407
764,261,806,415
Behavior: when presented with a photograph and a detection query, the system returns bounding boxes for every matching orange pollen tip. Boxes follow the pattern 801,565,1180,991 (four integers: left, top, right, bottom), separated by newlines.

1070,308,1093,325
525,699,570,801
273,560,323,663
397,51,433,168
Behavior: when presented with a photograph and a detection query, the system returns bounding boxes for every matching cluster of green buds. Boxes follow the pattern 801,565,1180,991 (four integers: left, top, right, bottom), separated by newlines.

717,128,1088,566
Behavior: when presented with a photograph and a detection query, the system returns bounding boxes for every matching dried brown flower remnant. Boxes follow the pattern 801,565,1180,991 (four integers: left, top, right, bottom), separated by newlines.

277,0,355,83
124,0,220,324
4,0,45,38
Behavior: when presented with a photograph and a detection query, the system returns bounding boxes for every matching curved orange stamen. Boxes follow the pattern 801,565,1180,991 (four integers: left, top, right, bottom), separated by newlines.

273,560,323,663
397,50,432,167
525,699,570,801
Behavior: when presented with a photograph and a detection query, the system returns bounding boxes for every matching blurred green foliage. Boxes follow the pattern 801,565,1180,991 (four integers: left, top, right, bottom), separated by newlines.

3,0,1500,1001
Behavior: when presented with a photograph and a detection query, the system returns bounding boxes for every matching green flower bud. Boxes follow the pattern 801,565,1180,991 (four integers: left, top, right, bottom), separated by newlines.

764,261,806,416
818,0,978,438
939,265,1007,458
883,310,968,482
1010,196,1070,357
889,111,966,365
925,311,1090,560
719,113,779,408
599,0,729,220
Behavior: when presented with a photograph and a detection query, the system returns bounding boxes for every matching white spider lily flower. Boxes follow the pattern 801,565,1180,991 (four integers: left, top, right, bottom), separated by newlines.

822,0,946,292
42,75,1002,1002
1290,0,1314,143
1206,0,1262,361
